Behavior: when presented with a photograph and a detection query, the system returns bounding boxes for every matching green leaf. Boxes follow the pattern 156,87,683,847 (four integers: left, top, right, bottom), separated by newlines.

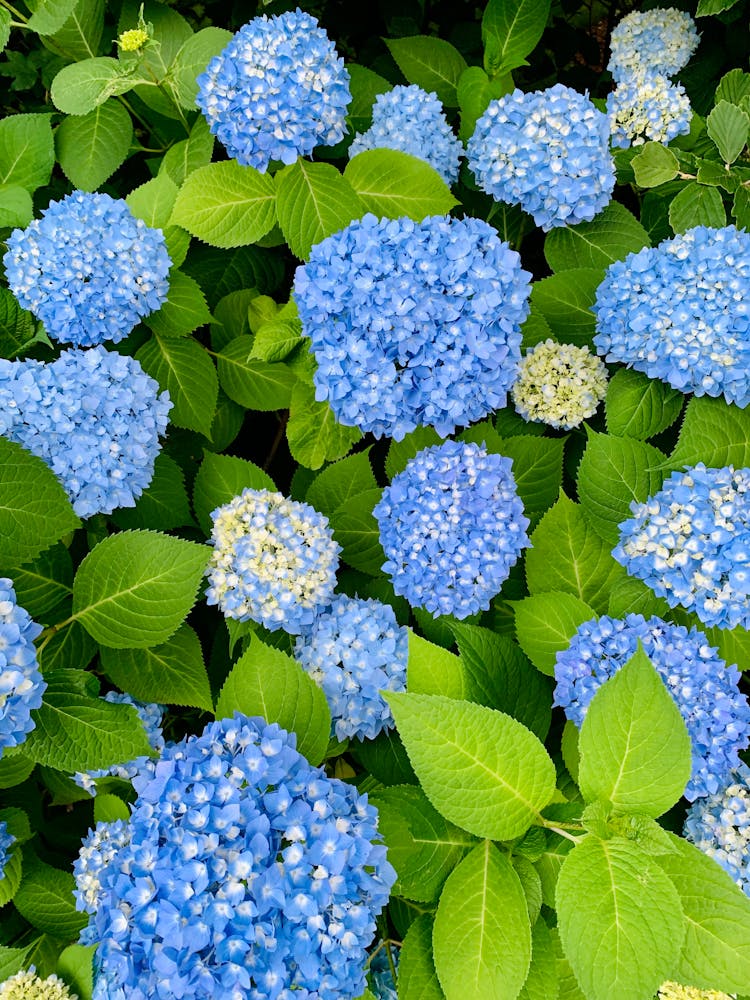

577,431,666,545
556,836,684,1000
347,63,391,131
0,8,10,53
544,202,650,273
669,182,726,233
0,287,36,357
192,451,275,536
50,58,136,116
145,271,212,339
398,915,444,1000
251,318,303,362
578,644,691,815
0,438,80,566
457,66,512,142
520,919,558,1000
433,841,532,1000
607,576,671,619
631,142,679,188
605,368,683,440
99,624,213,711
384,36,467,106
408,631,467,700
57,944,95,1000
497,435,564,518
275,160,363,260
707,100,749,163
344,149,458,221
529,269,601,346
715,68,750,106
217,335,296,411
172,162,277,248
371,784,475,902
451,622,552,739
216,635,331,765
72,530,209,649
137,334,217,437
110,453,193,532
697,0,741,12
160,116,215,187
55,99,132,191
669,394,750,469
513,592,596,677
655,833,750,994
349,727,416,786
23,669,152,772
387,692,556,840
6,543,73,620
39,621,97,673
43,0,104,62
286,380,362,470
330,489,385,576
385,426,442,480
305,450,377,518
0,113,54,192
0,845,22,906
14,855,87,939
525,493,625,612
482,0,550,77
26,0,77,35
94,793,130,824
166,26,233,109
0,754,34,789
0,185,32,228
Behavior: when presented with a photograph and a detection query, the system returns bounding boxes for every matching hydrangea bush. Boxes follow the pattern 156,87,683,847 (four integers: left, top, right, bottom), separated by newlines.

0,2,749,999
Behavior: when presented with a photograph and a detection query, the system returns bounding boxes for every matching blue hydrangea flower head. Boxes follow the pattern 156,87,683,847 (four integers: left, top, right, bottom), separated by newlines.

294,595,408,741
294,214,531,440
374,440,530,619
349,85,462,184
614,464,750,630
74,819,132,927
593,226,750,406
608,8,699,82
684,763,750,897
206,488,341,635
554,613,750,800
466,84,615,231
3,191,170,347
0,967,78,998
81,713,396,1000
512,339,608,430
196,8,350,172
607,70,692,148
0,579,44,756
0,820,15,881
74,693,165,795
0,347,172,519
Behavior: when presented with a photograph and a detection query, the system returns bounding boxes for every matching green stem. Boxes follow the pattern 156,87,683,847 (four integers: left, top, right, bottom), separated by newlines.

537,816,587,844
0,0,27,23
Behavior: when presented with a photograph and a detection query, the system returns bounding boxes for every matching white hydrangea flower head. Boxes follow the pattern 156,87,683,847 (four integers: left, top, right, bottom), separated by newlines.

658,982,735,1000
607,70,692,148
608,7,699,81
511,338,608,429
0,968,77,999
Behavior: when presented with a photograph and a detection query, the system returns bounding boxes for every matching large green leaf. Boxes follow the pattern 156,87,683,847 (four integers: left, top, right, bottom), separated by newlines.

605,368,683,440
434,842,531,1000
631,142,679,188
669,182,726,233
407,631,468,700
556,836,684,1000
387,692,556,840
172,162,277,248
193,452,275,535
160,116,215,186
111,453,193,532
166,26,233,109
668,395,750,469
50,57,137,115
329,489,385,576
344,149,458,221
481,0,550,76
384,36,467,106
72,530,209,648
513,592,596,676
6,543,73,620
286,380,362,470
26,0,78,36
13,855,87,939
304,449,377,518
0,288,37,358
42,0,104,61
578,645,691,816
0,113,54,192
398,915,444,1000
137,334,217,437
529,269,601,346
544,202,649,273
520,920,558,1000
144,271,212,339
217,336,297,411
55,99,132,191
275,160,364,260
707,100,749,164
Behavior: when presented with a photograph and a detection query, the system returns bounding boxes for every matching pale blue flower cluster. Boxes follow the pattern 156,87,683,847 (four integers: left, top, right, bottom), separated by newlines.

614,465,750,630
607,71,691,148
294,214,531,440
294,595,408,741
80,713,395,1000
554,613,750,800
74,693,165,795
593,226,750,406
0,821,15,880
74,819,132,926
466,84,615,231
3,191,170,347
196,9,350,172
369,945,399,1000
206,489,340,635
684,764,750,896
608,8,699,81
374,440,530,619
0,347,172,518
349,85,462,184
0,579,44,756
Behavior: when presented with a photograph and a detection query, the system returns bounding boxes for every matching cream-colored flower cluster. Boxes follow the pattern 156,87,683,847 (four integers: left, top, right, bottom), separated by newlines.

0,969,77,999
658,981,735,1000
512,338,608,430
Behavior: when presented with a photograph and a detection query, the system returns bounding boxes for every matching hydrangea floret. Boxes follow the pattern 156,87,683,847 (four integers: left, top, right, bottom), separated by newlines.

511,338,608,429
0,347,172,519
74,693,165,795
196,9,350,172
0,968,77,999
608,8,699,82
73,819,131,927
607,70,692,148
3,191,170,347
658,984,735,1000
553,613,750,800
294,595,408,741
593,226,750,406
466,83,615,231
0,580,44,756
614,464,750,630
206,488,340,634
0,820,15,881
294,214,531,440
374,440,530,619
349,85,462,184
79,713,395,1000
684,763,750,896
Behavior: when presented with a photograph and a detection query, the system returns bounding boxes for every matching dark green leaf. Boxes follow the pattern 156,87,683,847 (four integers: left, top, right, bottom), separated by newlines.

385,35,467,106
